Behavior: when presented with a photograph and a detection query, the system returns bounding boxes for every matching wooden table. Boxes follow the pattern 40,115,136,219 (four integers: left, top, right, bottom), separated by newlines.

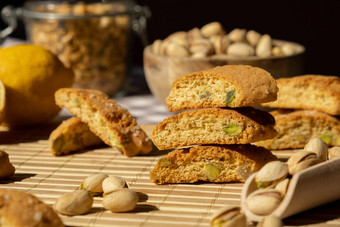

1,122,340,227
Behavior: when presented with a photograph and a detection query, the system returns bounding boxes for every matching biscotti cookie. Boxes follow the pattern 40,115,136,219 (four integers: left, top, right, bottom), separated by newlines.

49,117,104,156
262,75,340,115
0,189,64,227
0,150,15,179
166,65,278,112
54,88,153,157
255,109,340,149
152,107,278,150
150,144,277,184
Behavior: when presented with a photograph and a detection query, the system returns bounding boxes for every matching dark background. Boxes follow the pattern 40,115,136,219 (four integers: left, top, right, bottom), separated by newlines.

1,0,340,76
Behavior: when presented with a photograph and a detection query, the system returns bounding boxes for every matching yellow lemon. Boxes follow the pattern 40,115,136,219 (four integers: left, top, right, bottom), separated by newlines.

0,44,74,127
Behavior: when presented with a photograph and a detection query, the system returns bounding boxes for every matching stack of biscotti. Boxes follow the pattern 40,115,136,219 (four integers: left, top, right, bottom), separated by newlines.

258,75,340,149
50,88,153,157
150,65,279,184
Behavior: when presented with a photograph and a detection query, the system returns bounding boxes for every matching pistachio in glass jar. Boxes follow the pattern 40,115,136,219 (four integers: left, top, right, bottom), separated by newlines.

20,0,149,96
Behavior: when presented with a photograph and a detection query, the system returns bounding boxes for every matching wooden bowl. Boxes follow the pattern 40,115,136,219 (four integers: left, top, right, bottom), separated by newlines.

143,39,305,105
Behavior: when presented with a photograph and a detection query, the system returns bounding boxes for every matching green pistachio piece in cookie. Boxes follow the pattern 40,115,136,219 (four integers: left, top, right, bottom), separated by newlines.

225,90,236,106
204,163,220,181
223,123,242,136
321,134,332,145
158,158,171,167
198,89,211,99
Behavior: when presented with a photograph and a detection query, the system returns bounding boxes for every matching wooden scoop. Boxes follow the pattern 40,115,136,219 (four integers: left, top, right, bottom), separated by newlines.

241,158,340,222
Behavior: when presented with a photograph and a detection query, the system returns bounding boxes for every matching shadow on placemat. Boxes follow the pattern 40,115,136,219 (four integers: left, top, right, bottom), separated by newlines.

284,199,340,225
0,173,36,184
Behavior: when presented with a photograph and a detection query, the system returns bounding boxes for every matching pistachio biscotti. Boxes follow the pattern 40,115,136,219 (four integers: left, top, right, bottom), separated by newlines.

150,144,277,184
166,65,278,112
255,109,340,149
54,88,153,157
262,75,340,115
152,107,278,150
49,117,104,156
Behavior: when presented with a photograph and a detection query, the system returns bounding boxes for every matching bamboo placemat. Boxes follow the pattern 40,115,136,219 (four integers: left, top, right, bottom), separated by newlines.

1,122,340,227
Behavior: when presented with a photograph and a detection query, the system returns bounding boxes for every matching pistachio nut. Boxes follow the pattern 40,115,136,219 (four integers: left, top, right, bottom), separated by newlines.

321,134,332,145
189,39,214,56
257,215,284,227
328,146,340,160
272,46,284,56
210,35,229,54
0,150,15,179
304,138,328,161
103,188,138,213
287,151,320,175
223,123,242,136
54,190,93,215
210,206,246,227
201,21,225,38
204,163,221,181
246,189,282,216
227,42,255,57
187,27,203,42
255,161,288,188
280,43,297,55
165,41,190,57
166,31,188,47
80,173,108,195
274,178,290,197
246,30,261,47
102,176,128,195
151,39,163,55
228,28,247,42
256,34,272,58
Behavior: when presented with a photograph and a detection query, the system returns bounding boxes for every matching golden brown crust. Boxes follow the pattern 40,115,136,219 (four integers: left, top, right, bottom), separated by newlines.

49,117,104,156
0,189,64,227
0,150,15,179
262,75,340,115
150,144,277,184
54,88,153,157
152,107,278,150
255,109,340,149
166,65,278,112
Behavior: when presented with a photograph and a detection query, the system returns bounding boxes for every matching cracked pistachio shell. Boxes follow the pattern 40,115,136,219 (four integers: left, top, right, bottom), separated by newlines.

102,176,128,195
103,188,138,213
210,206,246,227
257,215,283,227
287,151,320,175
80,173,108,195
274,178,290,197
328,146,340,160
304,138,328,162
255,161,288,188
246,189,282,216
54,190,93,216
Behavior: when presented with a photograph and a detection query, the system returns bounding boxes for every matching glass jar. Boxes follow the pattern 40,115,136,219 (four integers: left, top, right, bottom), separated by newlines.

1,0,150,96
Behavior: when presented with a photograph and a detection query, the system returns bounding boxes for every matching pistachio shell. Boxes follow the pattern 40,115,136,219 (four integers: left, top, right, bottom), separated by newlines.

255,161,288,188
102,176,128,195
103,188,138,213
304,138,328,161
287,151,320,175
227,43,255,57
201,21,225,38
210,206,246,227
328,146,340,160
256,34,272,58
54,190,93,215
228,28,247,42
274,178,290,197
80,173,108,195
246,30,261,46
246,189,282,216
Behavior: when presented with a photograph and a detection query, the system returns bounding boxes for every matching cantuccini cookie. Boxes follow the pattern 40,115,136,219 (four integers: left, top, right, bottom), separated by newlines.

255,109,340,149
150,144,277,184
49,117,104,156
262,75,340,115
152,107,278,150
0,189,64,227
166,65,278,112
54,88,152,157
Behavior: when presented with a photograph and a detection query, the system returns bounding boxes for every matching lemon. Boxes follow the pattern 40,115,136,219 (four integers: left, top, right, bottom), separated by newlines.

0,44,74,127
